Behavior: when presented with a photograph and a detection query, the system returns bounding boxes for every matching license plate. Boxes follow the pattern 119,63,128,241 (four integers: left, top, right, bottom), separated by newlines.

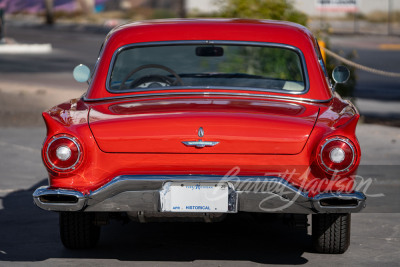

160,182,231,212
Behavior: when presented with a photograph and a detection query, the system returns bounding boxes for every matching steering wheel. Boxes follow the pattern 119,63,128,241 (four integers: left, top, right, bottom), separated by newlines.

119,64,183,90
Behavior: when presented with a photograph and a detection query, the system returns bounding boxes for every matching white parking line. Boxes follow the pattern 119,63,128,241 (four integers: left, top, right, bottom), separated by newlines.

0,44,52,54
0,189,18,193
0,141,40,153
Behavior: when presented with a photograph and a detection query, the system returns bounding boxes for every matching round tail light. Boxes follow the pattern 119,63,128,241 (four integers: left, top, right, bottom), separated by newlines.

318,137,356,174
44,134,82,172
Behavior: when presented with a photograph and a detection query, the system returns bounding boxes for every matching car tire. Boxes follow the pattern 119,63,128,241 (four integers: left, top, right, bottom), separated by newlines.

312,213,350,254
59,212,101,249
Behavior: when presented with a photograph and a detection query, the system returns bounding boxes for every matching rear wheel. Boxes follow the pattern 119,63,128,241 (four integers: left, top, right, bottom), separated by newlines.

59,212,101,249
312,213,351,254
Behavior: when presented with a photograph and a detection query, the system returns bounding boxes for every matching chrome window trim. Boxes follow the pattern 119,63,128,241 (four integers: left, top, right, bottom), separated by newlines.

83,92,332,103
105,40,310,95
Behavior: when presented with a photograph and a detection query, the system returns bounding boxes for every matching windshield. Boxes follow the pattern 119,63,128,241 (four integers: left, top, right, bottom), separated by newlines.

108,43,306,93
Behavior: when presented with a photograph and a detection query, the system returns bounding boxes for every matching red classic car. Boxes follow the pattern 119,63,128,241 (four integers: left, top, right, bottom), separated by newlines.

33,19,365,253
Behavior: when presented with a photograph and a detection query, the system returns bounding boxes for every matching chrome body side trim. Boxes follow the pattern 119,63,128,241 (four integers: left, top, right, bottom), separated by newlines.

32,175,366,214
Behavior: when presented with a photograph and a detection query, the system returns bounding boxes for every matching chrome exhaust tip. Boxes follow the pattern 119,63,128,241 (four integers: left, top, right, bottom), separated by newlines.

312,192,366,213
33,186,86,211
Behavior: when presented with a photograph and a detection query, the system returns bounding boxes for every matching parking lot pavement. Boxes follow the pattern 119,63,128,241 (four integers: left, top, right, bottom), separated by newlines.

0,123,399,266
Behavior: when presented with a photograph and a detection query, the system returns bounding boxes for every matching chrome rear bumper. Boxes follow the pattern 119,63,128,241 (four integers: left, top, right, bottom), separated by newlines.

33,175,366,214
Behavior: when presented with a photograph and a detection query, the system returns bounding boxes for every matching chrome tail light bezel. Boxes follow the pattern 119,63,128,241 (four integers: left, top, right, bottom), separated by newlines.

317,136,357,174
43,134,83,172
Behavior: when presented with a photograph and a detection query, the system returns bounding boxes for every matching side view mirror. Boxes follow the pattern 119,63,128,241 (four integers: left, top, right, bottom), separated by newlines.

331,66,350,91
73,64,91,83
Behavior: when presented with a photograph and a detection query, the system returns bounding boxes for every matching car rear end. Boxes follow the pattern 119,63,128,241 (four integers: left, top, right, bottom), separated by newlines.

33,19,365,253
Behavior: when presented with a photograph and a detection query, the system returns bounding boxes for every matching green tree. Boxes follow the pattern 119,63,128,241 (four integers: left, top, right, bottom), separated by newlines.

216,0,308,26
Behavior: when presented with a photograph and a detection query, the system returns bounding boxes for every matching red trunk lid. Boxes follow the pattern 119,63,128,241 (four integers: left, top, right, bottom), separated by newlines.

88,97,319,154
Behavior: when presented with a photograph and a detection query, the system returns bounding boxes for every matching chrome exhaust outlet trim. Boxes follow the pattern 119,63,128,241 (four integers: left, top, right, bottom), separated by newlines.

33,186,86,211
312,191,366,213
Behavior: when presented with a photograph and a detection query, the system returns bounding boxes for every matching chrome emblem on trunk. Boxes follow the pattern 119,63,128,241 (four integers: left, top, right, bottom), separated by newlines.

198,127,204,137
182,127,219,148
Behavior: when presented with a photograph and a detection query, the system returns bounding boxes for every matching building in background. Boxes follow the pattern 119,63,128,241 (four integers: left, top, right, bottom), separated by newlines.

0,0,398,16
0,0,185,14
0,0,102,13
294,0,397,18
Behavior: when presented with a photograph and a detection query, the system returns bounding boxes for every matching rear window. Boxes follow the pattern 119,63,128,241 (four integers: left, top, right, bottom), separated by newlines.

108,43,306,93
